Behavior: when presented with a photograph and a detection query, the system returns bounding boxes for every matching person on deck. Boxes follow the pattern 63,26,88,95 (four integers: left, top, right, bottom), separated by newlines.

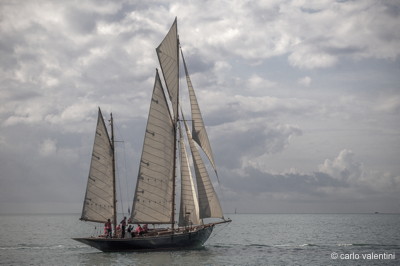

135,224,144,236
116,224,121,238
105,219,112,238
120,217,127,238
127,224,132,235
130,225,136,237
142,224,148,234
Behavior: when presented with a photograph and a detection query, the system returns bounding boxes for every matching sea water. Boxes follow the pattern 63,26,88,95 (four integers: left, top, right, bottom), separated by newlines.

0,213,399,265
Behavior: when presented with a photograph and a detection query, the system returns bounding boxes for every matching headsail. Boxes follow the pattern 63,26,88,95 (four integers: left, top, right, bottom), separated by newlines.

81,108,114,223
156,18,179,122
181,49,218,176
183,117,224,219
130,70,175,224
178,123,200,227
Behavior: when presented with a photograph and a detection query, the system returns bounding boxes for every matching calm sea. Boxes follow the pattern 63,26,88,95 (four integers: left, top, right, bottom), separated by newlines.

0,213,399,265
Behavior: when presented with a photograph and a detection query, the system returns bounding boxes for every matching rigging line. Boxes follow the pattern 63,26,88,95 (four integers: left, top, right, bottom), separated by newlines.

216,173,226,210
113,118,131,216
113,121,126,218
117,152,125,218
208,221,230,241
122,140,130,215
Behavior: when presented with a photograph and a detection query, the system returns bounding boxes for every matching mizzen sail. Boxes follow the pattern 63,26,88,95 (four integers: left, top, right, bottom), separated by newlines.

130,70,175,224
81,108,114,223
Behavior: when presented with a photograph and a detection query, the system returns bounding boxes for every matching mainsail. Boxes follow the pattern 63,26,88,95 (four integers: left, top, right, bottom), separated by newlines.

183,118,224,219
130,70,175,224
81,108,114,223
181,49,218,176
156,18,179,122
178,124,200,227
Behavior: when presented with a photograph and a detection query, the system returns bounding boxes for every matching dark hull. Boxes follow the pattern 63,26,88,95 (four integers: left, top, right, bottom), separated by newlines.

73,226,214,252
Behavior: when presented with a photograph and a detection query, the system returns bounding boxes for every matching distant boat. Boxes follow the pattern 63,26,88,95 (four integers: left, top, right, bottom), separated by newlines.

73,18,231,252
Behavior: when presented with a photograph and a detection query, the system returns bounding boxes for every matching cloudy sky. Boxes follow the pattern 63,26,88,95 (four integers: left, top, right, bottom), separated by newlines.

1,0,399,215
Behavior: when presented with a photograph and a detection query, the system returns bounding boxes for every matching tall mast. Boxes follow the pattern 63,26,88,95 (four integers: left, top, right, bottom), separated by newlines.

171,36,180,231
171,126,176,230
110,113,117,236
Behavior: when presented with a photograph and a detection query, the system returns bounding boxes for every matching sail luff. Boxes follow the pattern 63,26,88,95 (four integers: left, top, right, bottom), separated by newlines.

80,108,115,223
183,117,223,219
178,123,200,226
180,49,218,177
130,70,175,224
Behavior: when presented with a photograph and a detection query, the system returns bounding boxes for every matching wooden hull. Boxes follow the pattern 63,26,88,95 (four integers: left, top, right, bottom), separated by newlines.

73,225,214,252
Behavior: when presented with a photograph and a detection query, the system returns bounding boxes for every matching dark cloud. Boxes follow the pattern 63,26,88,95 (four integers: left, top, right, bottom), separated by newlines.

227,167,347,196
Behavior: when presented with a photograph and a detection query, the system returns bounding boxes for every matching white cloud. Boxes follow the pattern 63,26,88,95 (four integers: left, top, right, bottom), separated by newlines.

297,76,312,87
248,74,277,90
39,139,57,157
289,48,338,69
169,0,400,69
375,95,400,114
319,149,363,182
319,149,400,194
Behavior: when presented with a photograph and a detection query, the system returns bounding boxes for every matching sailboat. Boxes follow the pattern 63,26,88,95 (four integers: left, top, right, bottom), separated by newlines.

73,18,231,252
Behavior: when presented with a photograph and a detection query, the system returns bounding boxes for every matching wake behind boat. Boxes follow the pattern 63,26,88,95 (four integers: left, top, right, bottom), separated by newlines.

73,18,231,252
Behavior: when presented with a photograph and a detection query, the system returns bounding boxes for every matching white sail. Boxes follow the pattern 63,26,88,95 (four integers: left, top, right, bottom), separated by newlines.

130,70,175,224
181,50,218,175
81,108,114,223
156,18,179,122
178,124,200,227
183,119,223,219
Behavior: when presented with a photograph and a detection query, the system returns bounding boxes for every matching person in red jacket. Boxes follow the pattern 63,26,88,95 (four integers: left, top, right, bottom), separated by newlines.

135,224,144,236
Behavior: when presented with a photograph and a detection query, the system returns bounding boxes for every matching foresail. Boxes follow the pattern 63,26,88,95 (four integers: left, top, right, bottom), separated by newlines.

181,49,218,176
178,124,200,226
183,119,223,219
156,18,179,122
130,70,175,224
81,108,114,223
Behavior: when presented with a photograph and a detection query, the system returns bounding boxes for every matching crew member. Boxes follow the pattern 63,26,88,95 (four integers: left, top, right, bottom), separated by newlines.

105,219,112,238
120,217,127,238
